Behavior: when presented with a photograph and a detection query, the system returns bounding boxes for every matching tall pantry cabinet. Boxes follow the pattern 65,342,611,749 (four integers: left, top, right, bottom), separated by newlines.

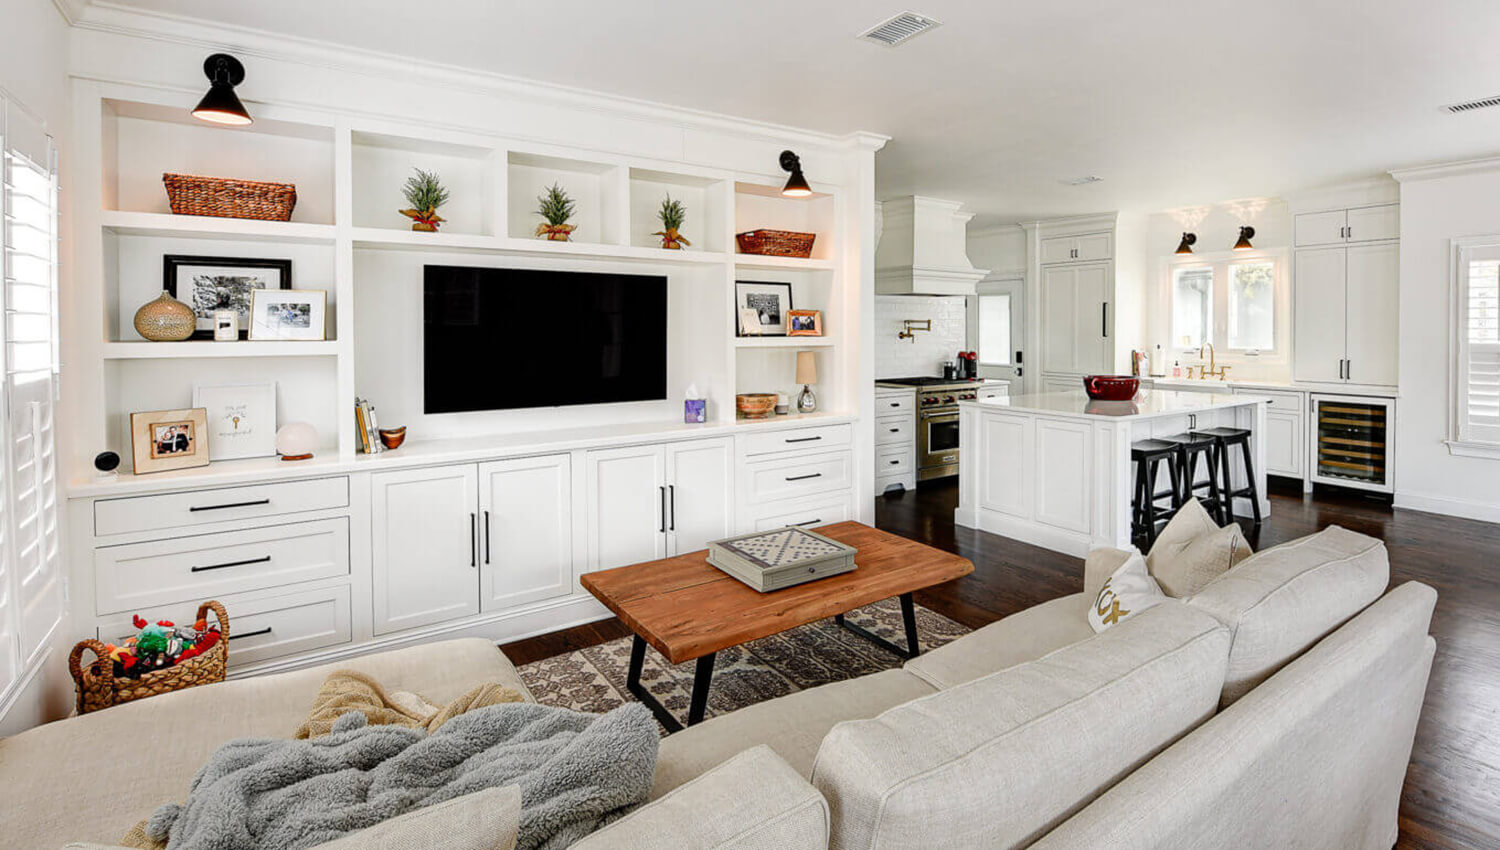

1292,204,1399,387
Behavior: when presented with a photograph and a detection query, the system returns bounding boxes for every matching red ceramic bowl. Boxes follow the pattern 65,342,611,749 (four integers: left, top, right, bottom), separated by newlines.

1082,375,1140,401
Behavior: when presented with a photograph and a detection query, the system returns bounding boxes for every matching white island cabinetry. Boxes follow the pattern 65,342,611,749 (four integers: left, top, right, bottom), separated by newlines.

956,391,1268,556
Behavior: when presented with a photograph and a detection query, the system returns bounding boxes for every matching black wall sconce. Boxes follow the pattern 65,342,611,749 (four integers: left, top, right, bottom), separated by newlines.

1233,226,1256,251
1175,232,1197,254
192,53,252,126
780,150,812,197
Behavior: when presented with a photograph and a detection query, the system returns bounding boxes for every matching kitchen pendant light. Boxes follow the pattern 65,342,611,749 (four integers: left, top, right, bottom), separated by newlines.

1233,226,1256,251
192,54,253,126
1175,232,1197,254
779,150,813,197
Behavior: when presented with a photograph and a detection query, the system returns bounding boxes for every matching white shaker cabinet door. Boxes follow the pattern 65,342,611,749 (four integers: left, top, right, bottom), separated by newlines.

478,454,574,612
1344,204,1400,243
1073,262,1111,374
370,465,480,635
1344,241,1400,387
1042,265,1079,374
1262,411,1304,478
1033,418,1093,534
586,445,667,573
1294,209,1347,247
666,438,734,556
1293,247,1348,383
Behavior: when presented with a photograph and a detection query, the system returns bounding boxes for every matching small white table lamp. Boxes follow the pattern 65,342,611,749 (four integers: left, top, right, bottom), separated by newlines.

795,351,818,413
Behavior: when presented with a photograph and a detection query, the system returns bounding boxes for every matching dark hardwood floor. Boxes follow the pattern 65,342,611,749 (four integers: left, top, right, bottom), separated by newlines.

501,477,1500,850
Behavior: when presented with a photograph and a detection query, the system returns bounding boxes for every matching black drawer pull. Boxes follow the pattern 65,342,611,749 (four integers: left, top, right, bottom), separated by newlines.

191,555,271,573
189,498,270,512
793,518,822,527
889,459,900,465
889,402,900,407
785,436,823,443
785,473,823,482
229,627,272,641
889,428,900,433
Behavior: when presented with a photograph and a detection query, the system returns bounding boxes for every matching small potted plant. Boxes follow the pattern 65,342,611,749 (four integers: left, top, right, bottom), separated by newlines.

653,193,690,250
535,182,576,241
400,168,449,232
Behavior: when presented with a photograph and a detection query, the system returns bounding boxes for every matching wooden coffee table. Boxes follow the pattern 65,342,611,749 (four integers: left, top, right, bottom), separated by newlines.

580,521,973,731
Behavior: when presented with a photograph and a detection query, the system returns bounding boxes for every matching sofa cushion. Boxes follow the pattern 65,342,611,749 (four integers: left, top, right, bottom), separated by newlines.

1147,498,1252,597
318,785,520,850
1187,524,1389,706
1088,551,1166,633
810,601,1230,850
1,638,529,850
650,669,936,800
904,593,1093,689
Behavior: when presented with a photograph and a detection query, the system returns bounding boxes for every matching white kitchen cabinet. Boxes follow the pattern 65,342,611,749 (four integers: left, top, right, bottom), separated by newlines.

1041,231,1113,264
978,412,1031,517
666,439,734,555
875,386,917,493
1294,247,1348,383
478,455,573,612
586,438,732,571
1294,204,1399,247
1033,418,1093,533
1293,241,1398,387
1262,410,1304,478
371,465,480,635
1042,262,1110,376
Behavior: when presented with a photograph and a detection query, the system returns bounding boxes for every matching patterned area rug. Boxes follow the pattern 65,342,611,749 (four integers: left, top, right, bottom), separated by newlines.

518,598,970,733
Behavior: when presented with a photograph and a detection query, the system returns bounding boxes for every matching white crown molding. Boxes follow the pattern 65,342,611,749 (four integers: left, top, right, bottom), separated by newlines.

68,1,887,152
1390,154,1500,183
50,0,87,25
966,221,1024,238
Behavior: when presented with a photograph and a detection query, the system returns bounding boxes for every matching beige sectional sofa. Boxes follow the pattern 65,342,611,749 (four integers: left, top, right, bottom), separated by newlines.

2,524,1433,850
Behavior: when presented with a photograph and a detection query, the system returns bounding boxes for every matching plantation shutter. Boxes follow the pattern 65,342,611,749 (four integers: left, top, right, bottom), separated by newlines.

1461,255,1500,444
1,94,63,694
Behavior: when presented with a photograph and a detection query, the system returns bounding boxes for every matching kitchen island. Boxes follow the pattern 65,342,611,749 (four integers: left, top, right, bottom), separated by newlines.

955,389,1268,556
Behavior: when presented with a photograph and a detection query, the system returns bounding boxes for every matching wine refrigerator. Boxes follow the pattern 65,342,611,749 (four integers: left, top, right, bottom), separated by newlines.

1309,394,1395,494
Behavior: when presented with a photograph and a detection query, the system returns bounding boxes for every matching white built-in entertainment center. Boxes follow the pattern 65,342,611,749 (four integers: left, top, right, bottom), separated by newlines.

63,26,885,676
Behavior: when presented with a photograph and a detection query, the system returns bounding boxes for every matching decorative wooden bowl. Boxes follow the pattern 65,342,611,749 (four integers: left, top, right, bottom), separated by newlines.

736,393,778,419
378,427,407,450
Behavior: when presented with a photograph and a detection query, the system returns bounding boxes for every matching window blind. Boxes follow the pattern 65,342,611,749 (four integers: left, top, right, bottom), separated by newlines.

1462,258,1500,443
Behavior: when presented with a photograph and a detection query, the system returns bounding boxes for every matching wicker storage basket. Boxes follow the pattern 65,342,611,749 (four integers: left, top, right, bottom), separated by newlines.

69,600,230,715
162,173,298,221
735,229,816,259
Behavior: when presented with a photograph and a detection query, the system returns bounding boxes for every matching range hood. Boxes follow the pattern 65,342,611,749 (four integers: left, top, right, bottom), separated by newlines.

875,196,989,296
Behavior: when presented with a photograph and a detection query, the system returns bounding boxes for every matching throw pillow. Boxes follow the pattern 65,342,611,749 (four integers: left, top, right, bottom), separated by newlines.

1087,551,1166,633
1146,498,1253,598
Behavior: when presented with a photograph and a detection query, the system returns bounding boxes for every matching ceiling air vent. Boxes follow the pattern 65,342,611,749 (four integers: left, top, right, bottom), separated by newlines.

859,11,942,47
1446,95,1500,114
1060,175,1104,186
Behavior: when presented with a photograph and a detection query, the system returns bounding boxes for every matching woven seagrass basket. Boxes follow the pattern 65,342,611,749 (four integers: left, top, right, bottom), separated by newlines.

735,229,816,258
162,173,297,221
69,600,229,715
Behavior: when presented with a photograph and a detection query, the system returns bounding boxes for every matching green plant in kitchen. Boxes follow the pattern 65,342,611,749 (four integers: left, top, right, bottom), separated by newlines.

399,168,450,232
534,182,577,241
653,193,690,250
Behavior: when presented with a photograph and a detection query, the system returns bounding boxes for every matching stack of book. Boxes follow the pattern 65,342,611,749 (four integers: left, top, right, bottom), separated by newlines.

706,527,858,592
354,398,384,454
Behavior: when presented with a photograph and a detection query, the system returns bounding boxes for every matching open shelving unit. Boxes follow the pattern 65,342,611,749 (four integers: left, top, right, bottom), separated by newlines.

70,84,857,481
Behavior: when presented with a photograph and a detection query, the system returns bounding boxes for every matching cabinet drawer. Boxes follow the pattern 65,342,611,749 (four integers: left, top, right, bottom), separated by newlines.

743,424,852,457
1237,388,1304,412
745,450,853,504
94,518,350,615
97,586,351,668
749,495,853,532
95,477,350,537
876,446,913,476
875,393,915,414
875,415,914,446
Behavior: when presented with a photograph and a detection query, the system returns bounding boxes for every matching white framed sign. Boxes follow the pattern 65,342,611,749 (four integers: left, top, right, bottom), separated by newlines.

192,382,277,460
248,288,328,341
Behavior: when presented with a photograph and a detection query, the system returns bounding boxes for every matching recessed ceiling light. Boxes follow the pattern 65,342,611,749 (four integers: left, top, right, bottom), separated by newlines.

1060,175,1104,186
858,11,942,47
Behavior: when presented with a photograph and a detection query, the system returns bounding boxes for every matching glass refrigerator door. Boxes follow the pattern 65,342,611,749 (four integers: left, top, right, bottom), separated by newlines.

1315,399,1389,488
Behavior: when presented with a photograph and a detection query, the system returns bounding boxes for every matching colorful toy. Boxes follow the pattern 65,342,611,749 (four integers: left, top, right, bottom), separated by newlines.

114,613,220,678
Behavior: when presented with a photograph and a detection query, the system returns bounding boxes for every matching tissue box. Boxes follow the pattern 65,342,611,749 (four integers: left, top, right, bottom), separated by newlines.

684,399,707,423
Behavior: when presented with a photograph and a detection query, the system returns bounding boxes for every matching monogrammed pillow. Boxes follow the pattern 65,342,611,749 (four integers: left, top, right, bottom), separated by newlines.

1088,550,1167,633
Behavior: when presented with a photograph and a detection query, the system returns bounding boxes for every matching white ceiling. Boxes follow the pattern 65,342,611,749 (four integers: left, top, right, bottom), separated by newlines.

89,0,1500,226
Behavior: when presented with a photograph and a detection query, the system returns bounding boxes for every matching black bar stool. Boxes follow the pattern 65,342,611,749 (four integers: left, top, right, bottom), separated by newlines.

1131,439,1182,545
1160,432,1226,523
1191,426,1262,526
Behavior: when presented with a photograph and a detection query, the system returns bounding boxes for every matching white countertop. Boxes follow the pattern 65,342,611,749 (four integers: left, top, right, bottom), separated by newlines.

961,389,1267,420
1141,375,1398,397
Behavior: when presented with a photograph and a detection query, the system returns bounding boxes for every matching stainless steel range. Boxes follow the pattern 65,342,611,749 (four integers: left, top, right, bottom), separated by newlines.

876,377,987,481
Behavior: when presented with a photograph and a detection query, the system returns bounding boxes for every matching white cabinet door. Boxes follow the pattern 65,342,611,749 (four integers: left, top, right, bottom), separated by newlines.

1345,242,1400,387
1293,247,1348,383
666,438,733,555
1034,418,1092,533
371,465,479,636
1040,235,1076,264
1076,232,1113,262
1263,411,1303,477
979,412,1032,517
1294,210,1347,247
1073,263,1111,374
1042,265,1078,374
586,445,666,572
478,454,573,612
1345,204,1400,243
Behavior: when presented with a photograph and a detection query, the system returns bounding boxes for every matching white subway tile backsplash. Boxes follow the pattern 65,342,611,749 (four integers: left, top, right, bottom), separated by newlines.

875,295,969,378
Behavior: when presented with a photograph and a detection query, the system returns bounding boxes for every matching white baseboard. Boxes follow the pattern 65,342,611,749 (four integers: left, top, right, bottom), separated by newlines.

1394,490,1500,524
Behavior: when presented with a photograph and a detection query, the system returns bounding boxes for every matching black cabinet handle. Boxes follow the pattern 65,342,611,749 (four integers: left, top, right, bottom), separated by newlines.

889,402,900,407
668,485,676,531
889,427,900,433
484,510,491,565
889,459,900,465
793,518,822,527
785,436,822,443
659,486,667,533
785,473,823,482
189,498,269,512
470,512,477,568
1346,359,1352,381
191,555,270,573
1102,302,1109,337
229,627,272,641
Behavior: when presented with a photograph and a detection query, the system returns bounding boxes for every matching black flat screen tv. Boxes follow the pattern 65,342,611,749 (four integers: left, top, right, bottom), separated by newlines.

424,265,667,413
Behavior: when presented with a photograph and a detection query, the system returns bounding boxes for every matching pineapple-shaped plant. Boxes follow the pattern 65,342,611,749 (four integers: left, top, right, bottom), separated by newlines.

399,168,450,232
653,193,690,250
534,182,577,241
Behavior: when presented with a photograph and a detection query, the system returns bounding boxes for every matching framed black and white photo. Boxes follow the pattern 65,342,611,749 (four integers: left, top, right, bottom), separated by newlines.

164,255,292,339
735,280,793,336
192,382,277,460
249,289,327,341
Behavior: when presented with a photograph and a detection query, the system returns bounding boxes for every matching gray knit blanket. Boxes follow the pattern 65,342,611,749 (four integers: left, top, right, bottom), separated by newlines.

146,702,658,850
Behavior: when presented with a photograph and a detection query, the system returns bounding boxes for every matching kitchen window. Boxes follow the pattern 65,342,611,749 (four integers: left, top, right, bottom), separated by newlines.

977,292,1012,366
1450,239,1500,454
1167,254,1284,356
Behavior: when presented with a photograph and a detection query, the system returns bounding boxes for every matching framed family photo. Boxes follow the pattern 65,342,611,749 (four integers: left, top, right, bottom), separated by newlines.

129,407,210,475
249,289,327,341
193,382,277,460
735,280,792,336
164,255,292,339
787,309,823,336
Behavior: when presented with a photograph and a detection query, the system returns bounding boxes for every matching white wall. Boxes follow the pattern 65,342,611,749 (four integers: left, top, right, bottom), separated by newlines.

874,295,967,378
967,225,1026,276
1392,164,1500,522
0,0,74,737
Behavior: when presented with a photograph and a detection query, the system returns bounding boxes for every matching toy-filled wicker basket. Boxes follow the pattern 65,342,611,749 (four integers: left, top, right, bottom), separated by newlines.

735,229,816,258
162,172,298,221
69,600,230,715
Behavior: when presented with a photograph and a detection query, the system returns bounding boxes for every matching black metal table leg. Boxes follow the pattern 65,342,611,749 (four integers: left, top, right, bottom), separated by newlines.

835,592,922,659
687,653,716,726
625,634,717,733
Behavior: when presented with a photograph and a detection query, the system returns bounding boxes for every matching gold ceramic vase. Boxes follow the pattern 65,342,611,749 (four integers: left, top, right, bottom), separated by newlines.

134,290,196,341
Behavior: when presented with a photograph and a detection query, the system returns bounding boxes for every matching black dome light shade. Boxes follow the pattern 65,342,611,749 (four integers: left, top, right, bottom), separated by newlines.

780,150,813,197
192,53,252,126
1176,232,1197,254
1233,226,1256,251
